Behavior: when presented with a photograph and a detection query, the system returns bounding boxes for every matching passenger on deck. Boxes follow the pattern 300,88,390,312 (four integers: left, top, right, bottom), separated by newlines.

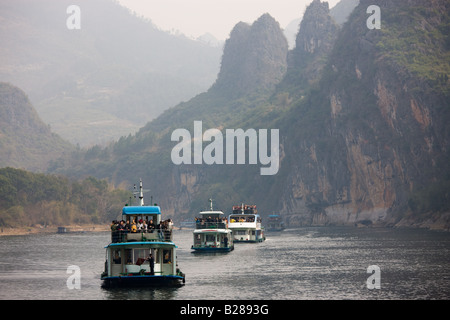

142,220,148,232
148,219,155,232
145,253,154,275
137,219,144,231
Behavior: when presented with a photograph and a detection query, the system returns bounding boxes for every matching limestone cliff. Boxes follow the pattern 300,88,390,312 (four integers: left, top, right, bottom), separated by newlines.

279,0,450,229
212,13,288,97
282,0,339,95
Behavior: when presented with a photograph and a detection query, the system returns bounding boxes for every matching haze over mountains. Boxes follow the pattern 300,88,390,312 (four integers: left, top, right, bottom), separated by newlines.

0,0,222,146
1,0,449,230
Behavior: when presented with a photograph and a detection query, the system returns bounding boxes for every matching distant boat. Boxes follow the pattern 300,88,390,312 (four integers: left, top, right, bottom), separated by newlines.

191,199,234,252
57,227,85,234
57,227,68,234
101,179,185,288
228,204,265,243
267,214,285,232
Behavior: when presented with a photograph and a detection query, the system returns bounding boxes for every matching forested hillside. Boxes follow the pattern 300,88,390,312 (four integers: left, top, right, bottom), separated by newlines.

0,167,130,228
0,82,74,171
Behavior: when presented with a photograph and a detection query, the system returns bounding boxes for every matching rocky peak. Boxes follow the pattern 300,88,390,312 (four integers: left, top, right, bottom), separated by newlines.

212,13,288,97
290,0,338,67
283,0,339,91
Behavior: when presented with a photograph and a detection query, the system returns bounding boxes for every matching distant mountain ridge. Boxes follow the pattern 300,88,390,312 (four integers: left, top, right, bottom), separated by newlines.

0,0,221,146
0,82,74,171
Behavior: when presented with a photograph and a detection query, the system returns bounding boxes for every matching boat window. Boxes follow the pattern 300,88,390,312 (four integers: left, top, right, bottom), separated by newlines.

206,234,215,242
230,215,256,223
154,248,160,264
163,249,171,264
112,250,121,264
125,249,132,264
133,248,150,264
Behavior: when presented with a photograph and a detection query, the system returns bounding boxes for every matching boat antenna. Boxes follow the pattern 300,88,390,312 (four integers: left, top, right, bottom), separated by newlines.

139,179,144,206
209,198,214,211
132,179,150,206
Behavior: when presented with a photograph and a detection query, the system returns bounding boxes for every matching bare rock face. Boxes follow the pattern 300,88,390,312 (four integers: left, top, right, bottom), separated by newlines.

293,0,339,57
212,13,288,97
283,0,339,94
278,0,450,229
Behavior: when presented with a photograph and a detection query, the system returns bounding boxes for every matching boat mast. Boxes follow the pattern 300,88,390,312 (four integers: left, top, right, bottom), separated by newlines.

139,179,144,206
209,198,214,211
132,179,151,206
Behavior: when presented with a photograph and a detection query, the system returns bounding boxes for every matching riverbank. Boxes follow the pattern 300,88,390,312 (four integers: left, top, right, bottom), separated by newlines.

0,224,111,236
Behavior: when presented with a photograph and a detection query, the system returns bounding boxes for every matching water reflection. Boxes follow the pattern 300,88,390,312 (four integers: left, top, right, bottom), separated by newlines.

102,286,180,300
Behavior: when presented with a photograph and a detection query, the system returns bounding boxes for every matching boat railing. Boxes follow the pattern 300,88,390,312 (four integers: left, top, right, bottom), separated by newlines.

195,221,227,229
111,229,172,243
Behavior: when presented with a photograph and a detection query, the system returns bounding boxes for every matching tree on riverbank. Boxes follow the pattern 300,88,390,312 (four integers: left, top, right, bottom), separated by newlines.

0,167,130,228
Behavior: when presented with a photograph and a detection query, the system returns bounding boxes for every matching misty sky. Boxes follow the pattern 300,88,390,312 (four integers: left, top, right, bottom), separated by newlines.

116,0,341,40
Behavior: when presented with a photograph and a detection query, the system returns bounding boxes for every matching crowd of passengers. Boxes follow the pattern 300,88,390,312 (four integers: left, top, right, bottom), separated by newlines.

230,216,257,222
195,216,227,223
195,216,227,225
110,218,173,233
194,216,258,225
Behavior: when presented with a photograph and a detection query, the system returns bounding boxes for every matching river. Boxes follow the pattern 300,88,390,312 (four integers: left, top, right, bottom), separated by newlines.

0,227,449,300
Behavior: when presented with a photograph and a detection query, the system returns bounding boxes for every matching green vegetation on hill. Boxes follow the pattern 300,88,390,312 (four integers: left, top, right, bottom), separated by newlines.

375,4,450,95
0,167,131,228
0,82,74,171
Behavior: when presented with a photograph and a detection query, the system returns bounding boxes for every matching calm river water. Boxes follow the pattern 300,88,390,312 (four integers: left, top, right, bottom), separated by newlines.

0,227,449,300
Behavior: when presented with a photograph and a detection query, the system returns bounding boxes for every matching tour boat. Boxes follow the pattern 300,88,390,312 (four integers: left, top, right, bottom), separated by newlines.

101,180,185,287
191,199,234,252
228,204,265,243
267,214,286,232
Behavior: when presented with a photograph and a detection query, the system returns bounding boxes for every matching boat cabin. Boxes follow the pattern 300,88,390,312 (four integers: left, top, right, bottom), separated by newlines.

195,210,227,229
192,205,233,252
105,241,178,278
111,206,172,243
232,204,257,215
228,204,265,243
